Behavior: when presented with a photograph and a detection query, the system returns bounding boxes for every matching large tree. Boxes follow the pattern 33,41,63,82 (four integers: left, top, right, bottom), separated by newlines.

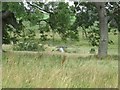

95,2,108,58
72,2,119,58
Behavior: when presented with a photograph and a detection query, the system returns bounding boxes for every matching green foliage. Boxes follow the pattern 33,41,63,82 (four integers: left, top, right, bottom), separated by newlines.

74,2,98,28
70,2,99,42
14,29,45,51
2,26,20,44
2,2,44,23
39,21,49,41
14,40,40,51
2,2,26,44
87,21,100,46
106,2,120,32
87,21,114,46
2,2,27,19
48,2,78,40
2,26,11,44
89,48,96,54
27,10,44,26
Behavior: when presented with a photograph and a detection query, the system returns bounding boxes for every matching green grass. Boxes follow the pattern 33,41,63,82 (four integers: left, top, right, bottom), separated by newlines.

2,51,118,88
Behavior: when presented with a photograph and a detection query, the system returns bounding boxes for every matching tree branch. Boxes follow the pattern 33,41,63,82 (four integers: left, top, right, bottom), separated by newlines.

27,2,53,14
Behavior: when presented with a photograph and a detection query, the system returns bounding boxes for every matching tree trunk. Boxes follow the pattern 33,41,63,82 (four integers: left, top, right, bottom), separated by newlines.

95,2,108,58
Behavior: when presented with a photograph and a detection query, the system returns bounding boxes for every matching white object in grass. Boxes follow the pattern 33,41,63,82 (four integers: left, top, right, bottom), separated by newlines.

59,47,64,53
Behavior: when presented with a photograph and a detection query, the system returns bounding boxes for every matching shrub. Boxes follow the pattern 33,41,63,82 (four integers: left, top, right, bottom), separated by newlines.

13,29,45,51
89,48,96,54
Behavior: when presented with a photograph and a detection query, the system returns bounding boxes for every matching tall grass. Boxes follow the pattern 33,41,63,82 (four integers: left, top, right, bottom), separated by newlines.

2,51,118,88
2,27,118,88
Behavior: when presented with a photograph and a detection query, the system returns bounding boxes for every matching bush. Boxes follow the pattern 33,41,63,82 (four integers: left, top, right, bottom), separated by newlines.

89,48,96,54
14,40,44,51
13,29,45,51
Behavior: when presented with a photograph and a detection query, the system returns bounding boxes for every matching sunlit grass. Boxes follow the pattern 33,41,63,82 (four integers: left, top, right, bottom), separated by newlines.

2,52,118,88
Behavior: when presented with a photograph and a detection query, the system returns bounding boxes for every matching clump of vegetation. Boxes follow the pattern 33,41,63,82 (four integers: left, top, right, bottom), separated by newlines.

89,48,96,54
3,25,21,44
87,21,100,46
13,29,45,51
14,40,45,51
38,21,50,41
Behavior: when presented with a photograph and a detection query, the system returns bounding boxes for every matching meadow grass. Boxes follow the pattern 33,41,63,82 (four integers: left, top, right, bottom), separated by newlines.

2,29,118,88
2,51,118,88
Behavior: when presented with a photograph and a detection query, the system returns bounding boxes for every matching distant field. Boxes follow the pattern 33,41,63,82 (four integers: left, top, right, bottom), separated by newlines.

2,30,118,55
2,51,118,88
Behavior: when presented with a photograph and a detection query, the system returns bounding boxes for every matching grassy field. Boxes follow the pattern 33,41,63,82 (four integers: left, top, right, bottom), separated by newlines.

2,51,118,88
2,30,118,88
